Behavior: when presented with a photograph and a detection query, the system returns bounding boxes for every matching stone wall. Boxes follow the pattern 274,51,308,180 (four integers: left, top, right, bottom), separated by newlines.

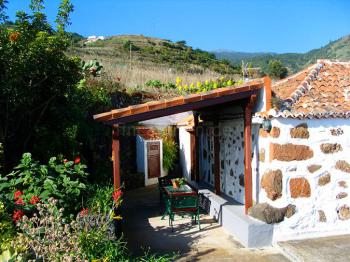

198,119,247,204
254,118,350,241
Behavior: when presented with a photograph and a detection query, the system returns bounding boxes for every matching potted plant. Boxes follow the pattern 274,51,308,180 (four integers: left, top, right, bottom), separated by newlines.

172,178,186,189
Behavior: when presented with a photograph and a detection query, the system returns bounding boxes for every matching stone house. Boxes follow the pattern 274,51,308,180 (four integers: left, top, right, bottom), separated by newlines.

94,60,350,247
253,60,350,241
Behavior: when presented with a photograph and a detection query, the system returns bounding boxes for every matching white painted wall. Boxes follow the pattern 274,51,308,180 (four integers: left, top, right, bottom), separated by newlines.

178,127,192,181
136,135,164,186
254,118,350,241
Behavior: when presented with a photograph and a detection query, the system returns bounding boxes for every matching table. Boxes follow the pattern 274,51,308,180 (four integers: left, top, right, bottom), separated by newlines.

162,184,200,230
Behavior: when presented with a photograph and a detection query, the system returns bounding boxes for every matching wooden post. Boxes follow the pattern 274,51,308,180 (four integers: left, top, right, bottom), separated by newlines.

189,129,196,181
194,113,200,182
213,120,220,195
264,76,272,111
112,125,121,191
244,96,256,214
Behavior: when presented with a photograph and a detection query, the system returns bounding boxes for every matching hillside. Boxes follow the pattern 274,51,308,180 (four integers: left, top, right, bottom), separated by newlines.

69,35,241,88
215,34,350,73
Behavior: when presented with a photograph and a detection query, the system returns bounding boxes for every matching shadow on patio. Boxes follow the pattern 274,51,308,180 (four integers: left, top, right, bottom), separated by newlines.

122,185,289,262
122,185,232,259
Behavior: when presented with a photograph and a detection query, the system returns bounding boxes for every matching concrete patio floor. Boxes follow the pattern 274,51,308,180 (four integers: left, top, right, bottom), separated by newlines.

122,185,289,261
278,235,350,262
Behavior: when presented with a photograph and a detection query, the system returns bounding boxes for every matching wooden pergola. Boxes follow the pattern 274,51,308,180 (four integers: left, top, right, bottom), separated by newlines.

93,77,271,213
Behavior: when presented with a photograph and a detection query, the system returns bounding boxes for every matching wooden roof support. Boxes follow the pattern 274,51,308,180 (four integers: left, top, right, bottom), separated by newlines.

244,95,257,214
264,76,272,111
112,125,121,191
213,120,221,195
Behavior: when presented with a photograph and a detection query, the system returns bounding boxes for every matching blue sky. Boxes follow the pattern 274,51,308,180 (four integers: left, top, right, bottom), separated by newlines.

5,0,350,53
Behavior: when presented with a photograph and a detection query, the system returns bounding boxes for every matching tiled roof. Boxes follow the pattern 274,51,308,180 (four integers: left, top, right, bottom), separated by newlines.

268,60,350,119
94,79,264,124
137,128,160,140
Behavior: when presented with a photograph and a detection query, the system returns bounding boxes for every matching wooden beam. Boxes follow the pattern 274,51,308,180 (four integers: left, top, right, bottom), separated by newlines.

112,126,121,191
189,130,196,181
194,113,200,182
213,120,221,195
243,95,256,214
104,89,260,125
264,76,272,111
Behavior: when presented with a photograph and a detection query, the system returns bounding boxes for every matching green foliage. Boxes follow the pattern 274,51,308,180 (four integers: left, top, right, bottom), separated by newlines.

0,153,88,215
0,201,15,252
267,60,288,79
145,80,176,90
123,40,140,51
86,184,114,214
176,77,243,94
79,228,128,261
162,136,178,172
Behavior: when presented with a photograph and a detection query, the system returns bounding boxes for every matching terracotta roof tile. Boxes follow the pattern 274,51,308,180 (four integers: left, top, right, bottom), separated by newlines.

94,79,264,123
268,60,350,119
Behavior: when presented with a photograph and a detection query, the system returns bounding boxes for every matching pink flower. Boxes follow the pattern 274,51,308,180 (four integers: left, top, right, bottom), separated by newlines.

29,196,40,205
15,198,25,206
63,159,68,164
13,210,25,223
112,190,123,203
14,190,23,200
74,156,81,164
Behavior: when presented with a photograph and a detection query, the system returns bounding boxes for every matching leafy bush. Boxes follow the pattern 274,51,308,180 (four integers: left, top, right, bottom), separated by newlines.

268,59,288,79
0,201,15,252
0,153,88,217
175,77,243,94
145,80,177,90
162,136,178,172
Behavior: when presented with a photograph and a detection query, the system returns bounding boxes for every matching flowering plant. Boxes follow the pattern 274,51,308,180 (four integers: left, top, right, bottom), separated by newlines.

0,153,88,218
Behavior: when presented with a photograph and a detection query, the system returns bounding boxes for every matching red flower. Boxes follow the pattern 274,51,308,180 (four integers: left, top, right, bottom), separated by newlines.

112,190,123,203
79,208,88,217
63,159,68,164
13,210,25,223
74,156,81,164
29,196,40,205
15,198,25,206
14,190,23,200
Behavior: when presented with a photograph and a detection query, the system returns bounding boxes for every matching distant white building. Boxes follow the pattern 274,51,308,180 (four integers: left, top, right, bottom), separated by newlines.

85,35,105,43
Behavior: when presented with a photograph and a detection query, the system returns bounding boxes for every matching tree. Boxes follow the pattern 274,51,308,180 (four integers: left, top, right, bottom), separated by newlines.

267,60,288,79
0,0,83,170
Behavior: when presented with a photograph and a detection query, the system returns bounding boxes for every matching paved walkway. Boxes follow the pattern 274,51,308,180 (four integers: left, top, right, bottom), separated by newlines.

278,235,350,262
122,185,289,261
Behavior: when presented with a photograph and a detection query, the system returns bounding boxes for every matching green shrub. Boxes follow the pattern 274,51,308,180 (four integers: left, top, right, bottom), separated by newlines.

86,184,114,214
0,201,15,252
0,153,88,217
162,136,178,172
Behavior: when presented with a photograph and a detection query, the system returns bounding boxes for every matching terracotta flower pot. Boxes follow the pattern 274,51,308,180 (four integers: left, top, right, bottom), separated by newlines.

172,179,180,189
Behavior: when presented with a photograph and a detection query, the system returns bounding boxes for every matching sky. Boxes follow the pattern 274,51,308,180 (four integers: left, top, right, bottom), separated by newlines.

5,0,350,53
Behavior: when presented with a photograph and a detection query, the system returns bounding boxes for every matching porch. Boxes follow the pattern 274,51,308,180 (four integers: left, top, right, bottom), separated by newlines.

123,184,288,261
93,77,274,248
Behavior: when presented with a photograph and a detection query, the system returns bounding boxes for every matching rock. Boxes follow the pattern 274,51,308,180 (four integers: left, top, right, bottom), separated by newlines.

259,148,265,162
338,205,350,220
270,127,280,138
330,128,344,136
285,205,297,218
336,192,348,199
261,169,283,200
270,143,314,161
239,174,245,187
335,160,350,173
290,123,309,139
308,164,322,173
320,143,342,154
248,203,296,224
290,178,311,198
338,181,347,188
318,172,331,186
318,210,327,222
